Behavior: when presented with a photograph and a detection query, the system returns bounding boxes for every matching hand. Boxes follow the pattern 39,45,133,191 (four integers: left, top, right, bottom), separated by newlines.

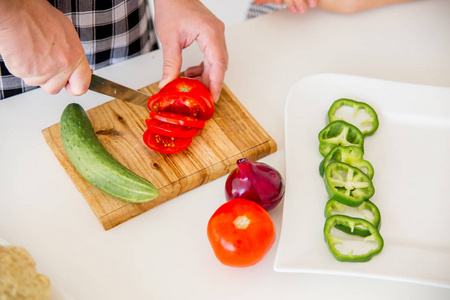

153,0,228,102
253,0,416,14
0,0,91,96
253,0,317,14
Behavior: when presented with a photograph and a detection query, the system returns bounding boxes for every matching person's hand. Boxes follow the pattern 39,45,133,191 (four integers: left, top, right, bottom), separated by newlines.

253,0,317,14
253,0,416,15
153,0,228,102
0,0,91,96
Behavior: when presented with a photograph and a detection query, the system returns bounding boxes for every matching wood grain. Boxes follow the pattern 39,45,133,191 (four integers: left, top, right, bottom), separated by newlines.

42,81,277,230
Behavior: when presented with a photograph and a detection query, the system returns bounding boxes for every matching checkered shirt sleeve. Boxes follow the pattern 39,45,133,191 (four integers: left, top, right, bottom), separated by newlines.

0,0,158,100
247,3,286,19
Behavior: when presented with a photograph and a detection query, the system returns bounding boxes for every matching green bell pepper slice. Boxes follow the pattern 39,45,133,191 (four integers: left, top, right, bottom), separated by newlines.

319,146,374,179
328,98,379,136
323,161,374,207
324,199,381,237
324,215,384,262
318,120,365,157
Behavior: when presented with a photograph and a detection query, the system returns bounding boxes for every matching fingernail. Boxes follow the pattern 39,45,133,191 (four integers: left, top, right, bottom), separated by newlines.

289,6,298,13
158,75,168,88
309,0,317,8
298,6,307,14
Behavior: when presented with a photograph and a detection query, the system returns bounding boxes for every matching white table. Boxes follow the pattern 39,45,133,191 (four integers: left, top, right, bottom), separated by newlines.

1,0,449,299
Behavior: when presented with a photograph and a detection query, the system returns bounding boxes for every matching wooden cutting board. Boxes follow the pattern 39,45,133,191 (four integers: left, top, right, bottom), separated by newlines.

42,81,277,230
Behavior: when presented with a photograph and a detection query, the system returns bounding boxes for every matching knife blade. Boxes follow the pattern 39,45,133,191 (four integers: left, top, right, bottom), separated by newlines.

89,74,150,105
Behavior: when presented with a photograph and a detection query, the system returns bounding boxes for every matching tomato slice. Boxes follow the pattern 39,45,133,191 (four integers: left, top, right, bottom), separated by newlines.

143,129,192,154
148,78,214,121
149,112,205,129
145,119,199,138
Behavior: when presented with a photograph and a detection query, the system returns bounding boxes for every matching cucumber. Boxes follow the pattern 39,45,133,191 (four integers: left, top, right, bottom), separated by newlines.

60,103,159,203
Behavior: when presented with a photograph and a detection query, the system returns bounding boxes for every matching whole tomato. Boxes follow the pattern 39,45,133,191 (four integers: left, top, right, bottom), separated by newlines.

207,198,276,267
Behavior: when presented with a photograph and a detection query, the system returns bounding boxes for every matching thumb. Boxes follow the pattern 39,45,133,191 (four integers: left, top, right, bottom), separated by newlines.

65,57,91,96
159,41,182,89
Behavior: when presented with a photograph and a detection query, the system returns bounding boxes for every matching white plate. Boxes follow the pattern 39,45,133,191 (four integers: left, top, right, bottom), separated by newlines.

0,237,75,300
274,74,450,288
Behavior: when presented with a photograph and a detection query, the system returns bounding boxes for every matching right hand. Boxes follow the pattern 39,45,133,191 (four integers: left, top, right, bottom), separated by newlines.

0,0,91,96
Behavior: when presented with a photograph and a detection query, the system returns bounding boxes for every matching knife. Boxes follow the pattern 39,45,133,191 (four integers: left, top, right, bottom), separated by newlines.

89,74,150,105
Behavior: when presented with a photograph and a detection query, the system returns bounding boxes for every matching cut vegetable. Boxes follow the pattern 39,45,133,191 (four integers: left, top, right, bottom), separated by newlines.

328,98,379,136
319,146,374,179
324,215,384,262
324,199,381,237
323,161,374,207
318,120,365,157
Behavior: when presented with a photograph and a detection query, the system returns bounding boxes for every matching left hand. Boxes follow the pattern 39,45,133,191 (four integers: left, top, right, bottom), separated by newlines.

153,0,228,102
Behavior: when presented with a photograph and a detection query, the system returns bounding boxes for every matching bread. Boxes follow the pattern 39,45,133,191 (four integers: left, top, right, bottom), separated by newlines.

0,245,51,300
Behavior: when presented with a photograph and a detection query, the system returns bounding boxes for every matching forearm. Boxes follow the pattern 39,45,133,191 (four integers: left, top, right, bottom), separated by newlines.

316,0,418,14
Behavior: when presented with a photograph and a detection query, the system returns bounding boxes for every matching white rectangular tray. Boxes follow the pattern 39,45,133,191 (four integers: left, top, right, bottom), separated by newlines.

274,73,450,288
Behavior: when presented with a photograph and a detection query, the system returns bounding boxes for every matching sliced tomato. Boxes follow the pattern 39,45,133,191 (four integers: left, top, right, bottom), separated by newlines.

143,129,192,155
145,119,199,138
148,78,214,120
149,112,205,129
160,77,214,107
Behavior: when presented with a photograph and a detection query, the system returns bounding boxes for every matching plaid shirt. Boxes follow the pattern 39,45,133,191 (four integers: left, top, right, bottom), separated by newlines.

247,3,286,19
0,0,157,100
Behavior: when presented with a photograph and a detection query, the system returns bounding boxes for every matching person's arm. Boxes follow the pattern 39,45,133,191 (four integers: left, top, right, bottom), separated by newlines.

0,0,91,96
252,0,416,14
316,0,417,14
153,0,228,102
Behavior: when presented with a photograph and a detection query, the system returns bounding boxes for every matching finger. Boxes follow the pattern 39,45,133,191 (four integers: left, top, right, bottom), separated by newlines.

158,39,183,89
307,0,317,8
185,63,204,78
65,56,91,96
284,0,298,13
38,72,71,95
197,32,228,102
294,0,308,13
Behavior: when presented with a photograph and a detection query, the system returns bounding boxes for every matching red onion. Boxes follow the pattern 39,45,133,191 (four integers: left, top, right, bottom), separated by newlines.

225,158,285,211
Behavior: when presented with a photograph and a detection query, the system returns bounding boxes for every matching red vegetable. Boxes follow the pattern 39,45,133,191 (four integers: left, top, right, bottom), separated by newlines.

207,198,276,268
143,129,192,155
145,119,200,138
144,78,214,154
225,158,285,211
149,112,206,129
147,78,214,120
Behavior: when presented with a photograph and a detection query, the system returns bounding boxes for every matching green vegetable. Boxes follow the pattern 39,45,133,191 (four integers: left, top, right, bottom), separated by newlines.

318,120,365,157
324,199,381,237
328,98,379,136
60,103,159,203
324,215,384,262
323,161,374,207
319,146,374,179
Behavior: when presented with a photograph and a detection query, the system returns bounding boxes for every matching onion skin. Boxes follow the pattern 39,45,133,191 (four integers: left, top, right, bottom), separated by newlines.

225,158,285,211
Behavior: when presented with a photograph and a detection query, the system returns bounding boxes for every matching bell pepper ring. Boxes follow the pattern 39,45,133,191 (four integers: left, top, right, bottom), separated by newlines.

323,161,375,207
319,146,374,179
324,215,384,262
328,98,379,136
324,199,381,237
318,120,365,157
